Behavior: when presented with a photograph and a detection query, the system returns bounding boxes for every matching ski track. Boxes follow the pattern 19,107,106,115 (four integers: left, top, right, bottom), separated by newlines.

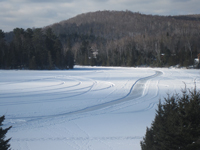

0,78,81,94
0,76,116,106
5,70,162,124
1,67,199,150
11,136,142,142
104,72,162,114
0,76,84,97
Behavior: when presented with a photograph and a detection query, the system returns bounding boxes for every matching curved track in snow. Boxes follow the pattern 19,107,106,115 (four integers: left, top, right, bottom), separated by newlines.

61,70,163,116
9,70,162,122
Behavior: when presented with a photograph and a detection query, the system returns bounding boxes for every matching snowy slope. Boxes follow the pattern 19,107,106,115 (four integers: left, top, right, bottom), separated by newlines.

0,66,199,150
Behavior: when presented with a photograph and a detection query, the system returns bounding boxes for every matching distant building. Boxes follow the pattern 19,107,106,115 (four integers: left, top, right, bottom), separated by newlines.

194,53,200,68
198,53,200,61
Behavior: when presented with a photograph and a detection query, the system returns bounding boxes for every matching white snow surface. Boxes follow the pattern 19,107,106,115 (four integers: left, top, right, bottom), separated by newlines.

0,66,200,150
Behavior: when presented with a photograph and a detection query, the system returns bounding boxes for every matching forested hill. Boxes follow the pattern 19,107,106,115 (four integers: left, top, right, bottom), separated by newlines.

1,10,200,69
45,10,200,67
48,11,200,40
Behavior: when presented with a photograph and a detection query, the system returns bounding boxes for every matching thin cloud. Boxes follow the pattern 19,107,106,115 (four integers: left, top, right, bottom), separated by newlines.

0,0,200,32
26,0,74,3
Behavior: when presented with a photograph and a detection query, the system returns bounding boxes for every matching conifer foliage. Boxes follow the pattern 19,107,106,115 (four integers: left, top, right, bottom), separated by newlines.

140,87,200,150
0,116,12,150
0,28,74,70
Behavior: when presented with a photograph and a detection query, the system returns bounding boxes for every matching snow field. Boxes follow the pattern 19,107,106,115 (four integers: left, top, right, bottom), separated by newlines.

0,66,199,150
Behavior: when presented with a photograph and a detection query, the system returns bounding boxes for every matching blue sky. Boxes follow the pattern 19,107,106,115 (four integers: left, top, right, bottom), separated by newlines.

0,0,200,32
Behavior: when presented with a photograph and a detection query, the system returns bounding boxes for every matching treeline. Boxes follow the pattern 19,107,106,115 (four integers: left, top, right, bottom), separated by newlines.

141,87,200,150
47,10,200,68
0,28,74,69
1,10,200,68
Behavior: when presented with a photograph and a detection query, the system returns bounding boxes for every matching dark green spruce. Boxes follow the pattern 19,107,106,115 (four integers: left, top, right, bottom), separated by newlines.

0,115,12,150
140,87,200,150
1,28,74,70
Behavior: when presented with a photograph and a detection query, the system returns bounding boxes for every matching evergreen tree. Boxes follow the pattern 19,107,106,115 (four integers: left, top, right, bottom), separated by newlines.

78,39,89,65
66,49,74,69
140,127,154,150
47,51,53,69
0,115,12,150
29,56,36,70
0,29,7,68
141,87,200,150
13,28,26,68
45,28,57,63
32,28,48,69
54,39,62,68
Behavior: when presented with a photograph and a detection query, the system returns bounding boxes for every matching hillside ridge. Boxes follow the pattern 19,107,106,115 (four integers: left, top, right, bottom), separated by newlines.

46,10,200,40
2,10,200,69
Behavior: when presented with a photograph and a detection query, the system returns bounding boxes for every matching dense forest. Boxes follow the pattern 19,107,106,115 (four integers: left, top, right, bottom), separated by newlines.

0,28,74,69
47,11,200,67
1,10,200,69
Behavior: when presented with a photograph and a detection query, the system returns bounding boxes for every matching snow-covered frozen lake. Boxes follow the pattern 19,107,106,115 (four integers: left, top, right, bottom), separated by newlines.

0,66,199,150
